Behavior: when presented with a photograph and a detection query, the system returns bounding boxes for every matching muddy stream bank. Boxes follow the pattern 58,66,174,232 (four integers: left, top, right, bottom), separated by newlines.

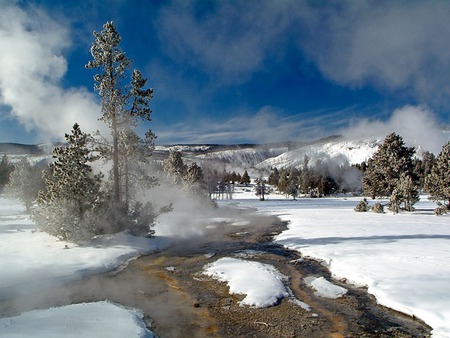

2,207,431,337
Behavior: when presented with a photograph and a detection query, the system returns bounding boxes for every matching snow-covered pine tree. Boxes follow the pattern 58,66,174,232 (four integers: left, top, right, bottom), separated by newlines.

86,21,154,207
390,172,420,212
118,129,157,210
33,124,105,242
363,133,417,204
425,141,450,212
5,158,45,212
163,151,187,184
183,162,204,194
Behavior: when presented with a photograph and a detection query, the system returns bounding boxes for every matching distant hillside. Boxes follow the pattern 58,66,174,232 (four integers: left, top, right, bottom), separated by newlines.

153,135,379,170
0,143,43,155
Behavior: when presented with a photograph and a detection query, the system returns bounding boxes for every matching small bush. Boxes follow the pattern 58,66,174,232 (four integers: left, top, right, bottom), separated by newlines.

434,203,448,216
354,198,369,212
371,202,384,213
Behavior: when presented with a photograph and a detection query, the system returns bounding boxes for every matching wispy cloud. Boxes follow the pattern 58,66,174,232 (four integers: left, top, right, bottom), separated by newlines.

296,2,450,106
155,106,352,144
156,1,450,111
0,4,102,142
156,1,295,85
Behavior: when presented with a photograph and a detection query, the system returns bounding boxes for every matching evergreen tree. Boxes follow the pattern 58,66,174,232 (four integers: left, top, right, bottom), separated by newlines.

118,129,157,209
268,167,280,186
203,167,220,198
286,180,299,200
390,173,420,212
363,133,417,200
0,155,14,191
241,170,251,186
163,151,187,184
183,162,204,194
255,177,269,201
5,158,45,212
277,170,289,195
86,21,153,207
300,155,312,194
33,124,105,242
286,167,299,199
425,141,450,211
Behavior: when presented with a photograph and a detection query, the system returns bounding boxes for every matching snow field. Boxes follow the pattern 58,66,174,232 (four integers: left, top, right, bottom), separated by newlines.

224,190,450,338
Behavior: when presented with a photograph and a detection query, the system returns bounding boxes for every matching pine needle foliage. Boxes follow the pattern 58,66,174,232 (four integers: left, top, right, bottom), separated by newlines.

33,124,105,242
363,133,420,211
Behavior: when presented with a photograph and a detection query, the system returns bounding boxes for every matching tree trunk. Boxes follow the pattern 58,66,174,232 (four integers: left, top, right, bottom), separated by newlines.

112,114,121,205
124,156,129,211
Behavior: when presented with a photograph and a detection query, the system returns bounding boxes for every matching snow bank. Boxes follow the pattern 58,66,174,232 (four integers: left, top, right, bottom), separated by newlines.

0,301,155,337
202,257,289,307
224,192,450,337
0,197,167,292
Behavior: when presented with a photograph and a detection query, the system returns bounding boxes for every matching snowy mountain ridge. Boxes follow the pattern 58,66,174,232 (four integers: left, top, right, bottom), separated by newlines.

0,136,382,169
153,136,382,170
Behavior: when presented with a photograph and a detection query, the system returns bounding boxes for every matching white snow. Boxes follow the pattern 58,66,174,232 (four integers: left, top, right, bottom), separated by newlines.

257,138,380,168
202,257,290,307
223,191,450,338
0,301,155,338
0,196,167,337
304,276,348,299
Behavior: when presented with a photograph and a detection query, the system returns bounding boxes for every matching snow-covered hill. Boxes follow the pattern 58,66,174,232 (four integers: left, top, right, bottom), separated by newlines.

256,138,381,169
154,136,381,170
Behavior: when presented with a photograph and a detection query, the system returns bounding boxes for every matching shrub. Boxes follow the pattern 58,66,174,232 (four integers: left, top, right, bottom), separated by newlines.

371,202,384,213
434,203,448,216
354,198,369,212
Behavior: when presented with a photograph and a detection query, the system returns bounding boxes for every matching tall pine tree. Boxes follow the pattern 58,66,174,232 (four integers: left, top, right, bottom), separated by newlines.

86,21,154,208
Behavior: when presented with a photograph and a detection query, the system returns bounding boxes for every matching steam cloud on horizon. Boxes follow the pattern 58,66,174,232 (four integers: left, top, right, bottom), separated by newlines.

342,105,449,155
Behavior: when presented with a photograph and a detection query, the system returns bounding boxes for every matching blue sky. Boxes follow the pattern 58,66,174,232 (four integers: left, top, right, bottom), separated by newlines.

1,0,450,146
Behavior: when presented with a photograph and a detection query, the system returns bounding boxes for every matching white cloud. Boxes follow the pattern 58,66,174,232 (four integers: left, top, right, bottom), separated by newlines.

297,2,450,105
342,105,449,154
0,4,102,142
